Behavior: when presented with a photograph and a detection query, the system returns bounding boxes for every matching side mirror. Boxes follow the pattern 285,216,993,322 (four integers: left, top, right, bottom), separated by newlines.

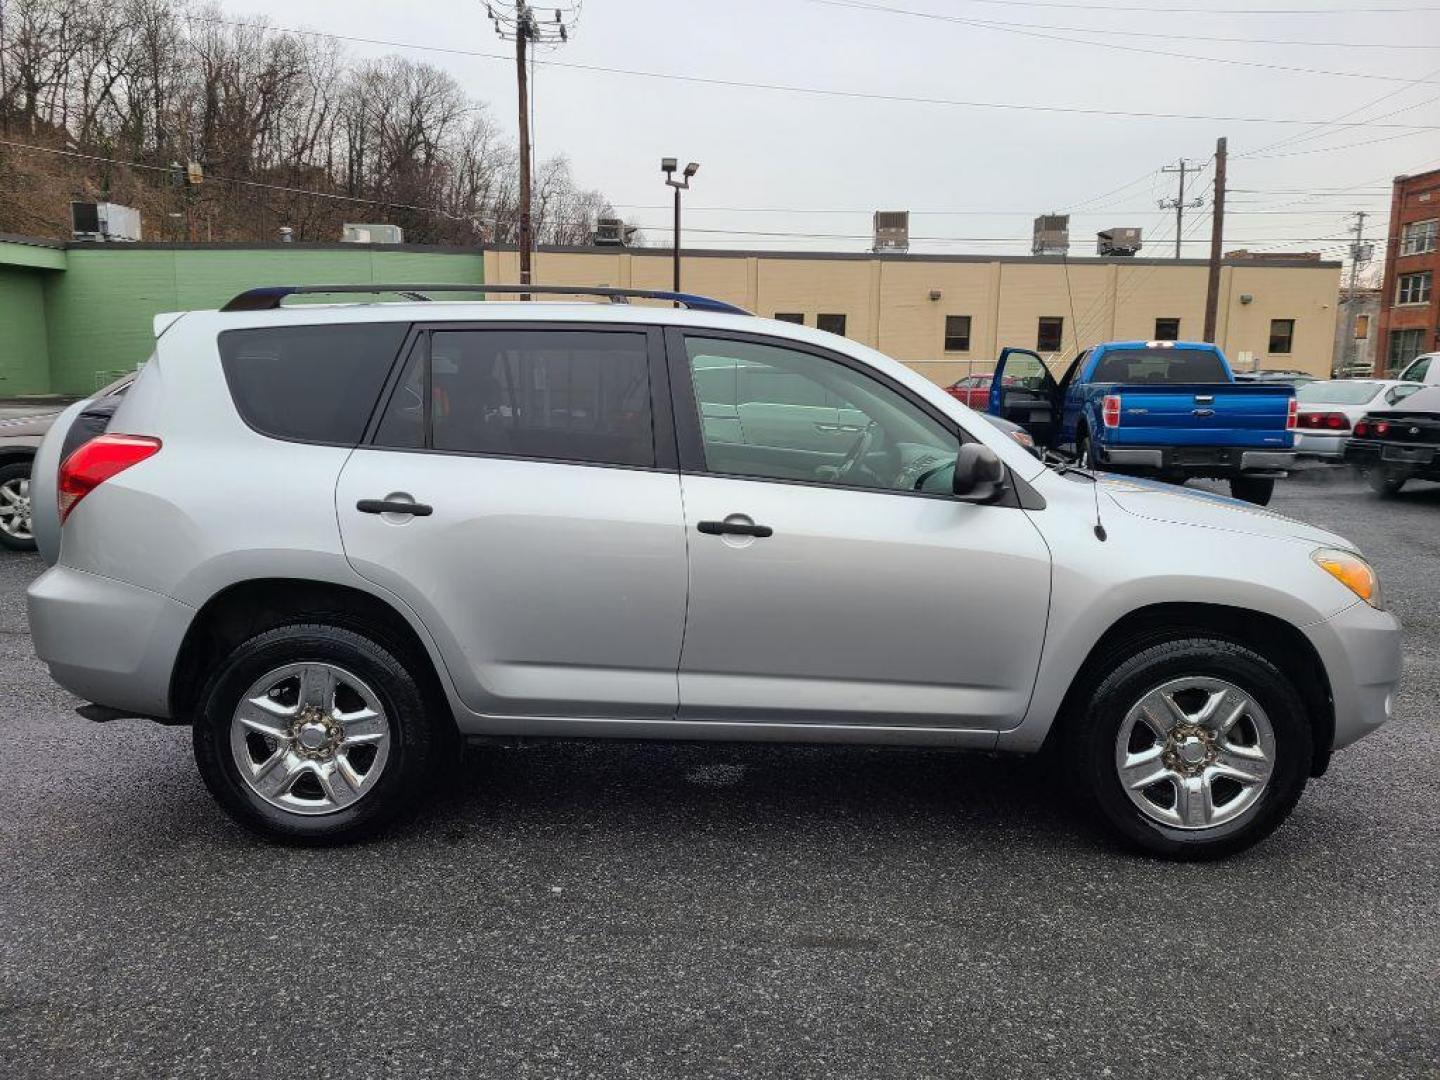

952,443,1007,503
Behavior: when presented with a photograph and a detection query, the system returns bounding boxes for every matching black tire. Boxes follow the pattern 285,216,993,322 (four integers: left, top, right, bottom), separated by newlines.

1365,466,1407,497
1076,430,1093,469
1064,637,1313,860
1229,475,1275,506
0,460,37,552
193,624,442,844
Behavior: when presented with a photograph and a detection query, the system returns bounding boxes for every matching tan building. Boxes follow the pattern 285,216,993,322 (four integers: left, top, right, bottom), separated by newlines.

486,246,1342,384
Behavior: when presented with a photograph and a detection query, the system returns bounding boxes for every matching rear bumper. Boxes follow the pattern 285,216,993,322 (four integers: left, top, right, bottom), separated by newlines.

1303,600,1403,751
1293,432,1348,459
1346,439,1440,476
27,565,193,719
1097,444,1295,475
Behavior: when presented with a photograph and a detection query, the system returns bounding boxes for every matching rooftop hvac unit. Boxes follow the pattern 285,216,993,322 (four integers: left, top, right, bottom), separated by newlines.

341,223,404,245
1097,227,1143,256
1032,214,1069,256
873,211,910,253
70,202,142,242
592,217,637,247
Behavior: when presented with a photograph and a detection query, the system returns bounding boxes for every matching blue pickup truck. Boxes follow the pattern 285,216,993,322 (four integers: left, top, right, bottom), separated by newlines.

986,340,1297,504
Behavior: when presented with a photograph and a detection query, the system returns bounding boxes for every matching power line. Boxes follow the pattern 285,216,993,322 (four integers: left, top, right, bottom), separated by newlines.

824,0,1440,12
180,15,1440,131
810,0,1440,85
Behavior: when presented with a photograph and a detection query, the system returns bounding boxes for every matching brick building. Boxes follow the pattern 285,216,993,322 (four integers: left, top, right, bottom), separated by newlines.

1377,166,1440,374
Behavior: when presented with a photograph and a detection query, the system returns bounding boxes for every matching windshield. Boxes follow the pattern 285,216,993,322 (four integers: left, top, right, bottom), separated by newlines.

1297,381,1381,405
1090,348,1228,384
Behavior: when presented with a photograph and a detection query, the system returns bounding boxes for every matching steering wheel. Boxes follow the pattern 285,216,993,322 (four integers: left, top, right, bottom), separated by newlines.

833,421,880,481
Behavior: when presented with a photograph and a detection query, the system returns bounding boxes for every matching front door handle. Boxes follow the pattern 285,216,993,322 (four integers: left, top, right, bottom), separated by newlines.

357,499,433,517
697,519,773,538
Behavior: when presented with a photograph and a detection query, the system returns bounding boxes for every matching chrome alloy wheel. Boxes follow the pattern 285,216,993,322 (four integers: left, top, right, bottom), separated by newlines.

1114,676,1276,831
0,477,32,541
229,662,391,815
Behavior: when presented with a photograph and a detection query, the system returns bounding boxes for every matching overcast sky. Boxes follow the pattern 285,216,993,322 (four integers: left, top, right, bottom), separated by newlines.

231,0,1438,260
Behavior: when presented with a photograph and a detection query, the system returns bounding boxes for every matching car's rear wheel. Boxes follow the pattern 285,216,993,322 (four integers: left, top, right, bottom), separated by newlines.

1229,476,1275,506
1066,637,1312,859
193,624,441,843
1365,466,1407,497
0,461,37,552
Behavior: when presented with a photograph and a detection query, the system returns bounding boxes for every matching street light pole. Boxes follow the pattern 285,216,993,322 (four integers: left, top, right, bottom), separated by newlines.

662,158,699,292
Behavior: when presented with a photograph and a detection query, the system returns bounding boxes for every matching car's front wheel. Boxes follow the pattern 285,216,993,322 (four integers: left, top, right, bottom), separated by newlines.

193,624,443,843
1066,637,1312,859
0,461,37,552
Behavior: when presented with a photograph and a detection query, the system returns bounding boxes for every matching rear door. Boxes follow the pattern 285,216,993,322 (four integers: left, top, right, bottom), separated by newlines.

335,323,689,720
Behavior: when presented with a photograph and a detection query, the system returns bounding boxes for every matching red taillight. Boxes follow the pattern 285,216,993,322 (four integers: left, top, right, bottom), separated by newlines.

1354,420,1370,438
1298,411,1351,431
1102,394,1122,428
58,434,162,523
1286,397,1298,431
1376,421,1390,437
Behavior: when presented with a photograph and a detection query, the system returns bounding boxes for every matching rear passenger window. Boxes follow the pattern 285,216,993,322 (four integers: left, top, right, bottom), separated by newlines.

374,328,655,467
219,324,408,444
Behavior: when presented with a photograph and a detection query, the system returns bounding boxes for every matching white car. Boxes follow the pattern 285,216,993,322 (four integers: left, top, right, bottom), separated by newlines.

1294,379,1423,460
1394,352,1438,386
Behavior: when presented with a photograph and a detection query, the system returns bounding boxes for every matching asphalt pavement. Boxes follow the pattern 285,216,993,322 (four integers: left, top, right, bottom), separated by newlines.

1,470,1436,1079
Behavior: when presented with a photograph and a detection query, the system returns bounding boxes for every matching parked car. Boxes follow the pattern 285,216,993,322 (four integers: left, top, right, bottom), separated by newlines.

1293,379,1423,460
1345,384,1440,495
986,340,1297,505
0,375,132,553
28,284,1400,858
946,373,1016,409
1393,352,1439,387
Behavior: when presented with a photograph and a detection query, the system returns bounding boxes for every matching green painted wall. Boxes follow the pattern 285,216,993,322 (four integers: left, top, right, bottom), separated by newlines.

0,266,53,395
30,246,485,395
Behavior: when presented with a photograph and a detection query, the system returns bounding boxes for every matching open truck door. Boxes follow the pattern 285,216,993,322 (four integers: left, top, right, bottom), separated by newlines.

988,348,1059,448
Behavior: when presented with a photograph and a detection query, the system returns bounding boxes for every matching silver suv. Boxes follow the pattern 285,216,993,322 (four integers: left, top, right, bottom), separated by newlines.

27,285,1402,857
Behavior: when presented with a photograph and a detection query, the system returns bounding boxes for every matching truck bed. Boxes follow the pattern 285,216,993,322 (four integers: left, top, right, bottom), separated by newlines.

1100,382,1294,449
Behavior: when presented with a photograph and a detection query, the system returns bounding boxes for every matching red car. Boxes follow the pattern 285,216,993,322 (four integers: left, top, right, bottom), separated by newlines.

946,373,1017,409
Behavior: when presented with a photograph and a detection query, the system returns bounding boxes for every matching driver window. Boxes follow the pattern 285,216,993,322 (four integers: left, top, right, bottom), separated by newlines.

684,336,957,493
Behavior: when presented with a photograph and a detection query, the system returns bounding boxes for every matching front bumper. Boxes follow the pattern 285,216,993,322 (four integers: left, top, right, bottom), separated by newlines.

27,565,194,719
1097,444,1296,476
1302,599,1403,751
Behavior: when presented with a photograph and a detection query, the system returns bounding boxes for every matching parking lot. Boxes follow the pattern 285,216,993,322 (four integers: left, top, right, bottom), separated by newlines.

0,469,1435,1080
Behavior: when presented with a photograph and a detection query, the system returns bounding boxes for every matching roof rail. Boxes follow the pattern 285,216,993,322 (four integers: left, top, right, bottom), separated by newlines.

219,283,751,315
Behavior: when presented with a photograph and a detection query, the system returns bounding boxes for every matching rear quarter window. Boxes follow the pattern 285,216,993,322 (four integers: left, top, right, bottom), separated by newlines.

218,324,409,444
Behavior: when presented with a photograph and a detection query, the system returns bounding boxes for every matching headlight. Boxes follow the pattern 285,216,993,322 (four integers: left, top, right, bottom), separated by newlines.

1311,548,1384,609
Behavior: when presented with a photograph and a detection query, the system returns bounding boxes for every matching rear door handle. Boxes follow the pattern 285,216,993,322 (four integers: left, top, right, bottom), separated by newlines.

697,519,773,538
357,499,433,517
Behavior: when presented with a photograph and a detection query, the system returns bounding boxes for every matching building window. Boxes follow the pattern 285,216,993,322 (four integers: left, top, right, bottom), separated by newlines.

944,315,972,352
1397,271,1433,306
1153,317,1180,341
774,312,805,325
816,313,847,336
1400,219,1438,256
1268,319,1295,355
1388,328,1425,370
1354,314,1370,340
1036,316,1064,352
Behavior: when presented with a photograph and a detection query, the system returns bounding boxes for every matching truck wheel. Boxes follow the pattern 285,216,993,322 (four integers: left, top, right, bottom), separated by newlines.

1065,636,1312,860
192,623,442,844
0,461,37,552
1076,432,1093,469
1229,476,1275,506
1365,467,1407,497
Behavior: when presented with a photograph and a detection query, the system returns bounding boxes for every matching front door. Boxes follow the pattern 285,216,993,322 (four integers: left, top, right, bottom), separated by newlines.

670,330,1053,732
336,323,688,720
989,348,1060,447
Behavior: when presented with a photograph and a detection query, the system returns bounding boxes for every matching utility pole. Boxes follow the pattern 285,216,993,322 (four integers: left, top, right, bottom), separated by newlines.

1159,157,1205,259
1342,210,1372,376
1203,137,1227,343
487,3,577,293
